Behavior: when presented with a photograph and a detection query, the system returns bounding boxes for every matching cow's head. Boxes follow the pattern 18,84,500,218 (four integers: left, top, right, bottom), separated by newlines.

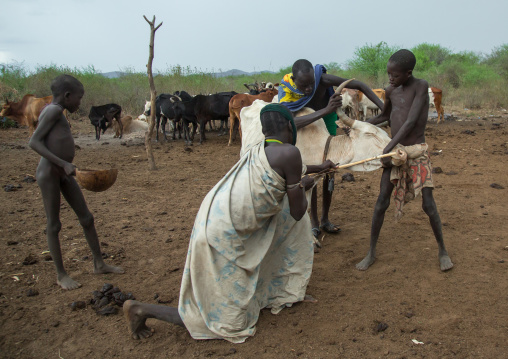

1,99,11,116
169,95,182,103
267,87,278,96
259,87,278,101
0,105,10,116
336,109,391,171
143,101,151,115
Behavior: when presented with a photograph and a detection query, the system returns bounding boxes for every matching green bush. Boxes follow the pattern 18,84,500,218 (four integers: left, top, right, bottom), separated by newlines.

485,44,508,77
346,42,400,81
411,43,451,66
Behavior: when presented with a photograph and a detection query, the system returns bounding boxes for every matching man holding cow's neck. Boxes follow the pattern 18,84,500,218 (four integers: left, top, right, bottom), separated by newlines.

279,59,384,240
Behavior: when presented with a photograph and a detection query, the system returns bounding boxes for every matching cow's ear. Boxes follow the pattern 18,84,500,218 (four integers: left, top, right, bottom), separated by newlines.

274,83,279,87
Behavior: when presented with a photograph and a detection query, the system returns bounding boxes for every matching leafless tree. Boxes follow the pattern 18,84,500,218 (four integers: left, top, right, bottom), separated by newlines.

143,15,163,170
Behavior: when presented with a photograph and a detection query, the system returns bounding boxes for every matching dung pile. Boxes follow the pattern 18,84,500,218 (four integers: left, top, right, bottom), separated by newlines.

88,283,135,316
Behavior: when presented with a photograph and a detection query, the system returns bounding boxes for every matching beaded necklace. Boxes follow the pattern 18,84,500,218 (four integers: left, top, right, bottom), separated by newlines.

265,139,283,144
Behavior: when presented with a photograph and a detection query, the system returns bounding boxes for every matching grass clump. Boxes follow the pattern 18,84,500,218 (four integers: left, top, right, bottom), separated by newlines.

1,42,507,117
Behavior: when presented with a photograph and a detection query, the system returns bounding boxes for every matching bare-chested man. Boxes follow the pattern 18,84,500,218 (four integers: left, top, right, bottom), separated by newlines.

279,59,384,240
356,50,453,271
29,74,124,290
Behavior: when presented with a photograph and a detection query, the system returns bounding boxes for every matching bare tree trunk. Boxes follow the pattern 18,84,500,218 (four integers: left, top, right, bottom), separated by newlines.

143,15,163,171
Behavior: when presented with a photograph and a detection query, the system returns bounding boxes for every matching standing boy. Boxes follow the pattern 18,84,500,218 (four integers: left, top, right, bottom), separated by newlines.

278,59,384,239
29,74,124,290
356,50,453,271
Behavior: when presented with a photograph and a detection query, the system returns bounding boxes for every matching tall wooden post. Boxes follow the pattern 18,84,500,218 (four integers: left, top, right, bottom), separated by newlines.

143,15,163,171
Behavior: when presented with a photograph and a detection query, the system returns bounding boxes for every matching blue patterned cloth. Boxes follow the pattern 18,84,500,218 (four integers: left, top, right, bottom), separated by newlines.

179,142,314,343
278,64,334,112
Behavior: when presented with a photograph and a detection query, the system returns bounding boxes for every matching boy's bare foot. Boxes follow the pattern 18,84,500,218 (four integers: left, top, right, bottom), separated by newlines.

440,254,454,271
94,263,125,274
303,294,318,303
124,300,155,340
57,274,82,290
356,254,375,271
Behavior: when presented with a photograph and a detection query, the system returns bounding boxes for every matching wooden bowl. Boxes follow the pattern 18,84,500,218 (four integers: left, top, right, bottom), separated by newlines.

76,169,118,192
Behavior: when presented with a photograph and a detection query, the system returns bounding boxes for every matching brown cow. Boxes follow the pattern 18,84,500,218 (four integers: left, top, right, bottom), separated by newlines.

228,87,278,146
1,94,53,134
429,87,444,124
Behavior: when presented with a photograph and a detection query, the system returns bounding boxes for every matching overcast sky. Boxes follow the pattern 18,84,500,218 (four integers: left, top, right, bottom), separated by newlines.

1,0,507,74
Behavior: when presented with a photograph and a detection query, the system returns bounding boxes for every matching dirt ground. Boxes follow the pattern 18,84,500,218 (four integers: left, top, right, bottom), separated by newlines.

1,108,507,359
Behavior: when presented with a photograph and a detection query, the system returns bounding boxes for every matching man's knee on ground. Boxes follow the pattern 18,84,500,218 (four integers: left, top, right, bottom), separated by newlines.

79,212,95,229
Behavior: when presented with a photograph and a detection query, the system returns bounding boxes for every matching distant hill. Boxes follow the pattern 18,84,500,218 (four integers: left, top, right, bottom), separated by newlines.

99,69,275,79
210,69,276,78
100,71,128,79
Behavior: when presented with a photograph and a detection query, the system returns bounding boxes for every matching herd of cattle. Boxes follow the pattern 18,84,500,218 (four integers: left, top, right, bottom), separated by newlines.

0,83,445,145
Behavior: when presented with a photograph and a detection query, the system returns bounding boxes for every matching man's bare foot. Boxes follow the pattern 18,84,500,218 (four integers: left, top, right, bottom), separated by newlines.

124,300,155,340
320,221,341,234
57,274,82,290
356,254,375,271
303,294,318,303
440,254,454,271
94,263,125,274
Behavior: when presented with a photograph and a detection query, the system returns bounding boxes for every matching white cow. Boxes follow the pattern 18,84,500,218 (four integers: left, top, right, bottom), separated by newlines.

340,89,360,120
358,89,385,120
428,88,435,106
112,116,149,137
240,79,391,172
241,101,391,171
137,113,148,122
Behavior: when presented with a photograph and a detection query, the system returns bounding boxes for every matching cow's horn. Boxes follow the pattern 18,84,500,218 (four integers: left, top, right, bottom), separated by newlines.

170,95,182,103
334,78,355,95
334,78,355,127
337,108,354,127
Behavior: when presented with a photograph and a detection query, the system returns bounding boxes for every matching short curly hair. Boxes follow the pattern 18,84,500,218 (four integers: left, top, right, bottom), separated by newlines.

388,49,416,71
50,74,84,97
292,59,313,76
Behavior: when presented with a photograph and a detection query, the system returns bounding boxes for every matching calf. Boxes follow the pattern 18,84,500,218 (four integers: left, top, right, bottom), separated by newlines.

228,88,278,146
112,115,149,137
428,87,444,124
88,104,122,140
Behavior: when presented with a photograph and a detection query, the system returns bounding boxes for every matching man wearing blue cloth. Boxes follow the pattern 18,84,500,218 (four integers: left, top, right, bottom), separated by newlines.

279,59,384,237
